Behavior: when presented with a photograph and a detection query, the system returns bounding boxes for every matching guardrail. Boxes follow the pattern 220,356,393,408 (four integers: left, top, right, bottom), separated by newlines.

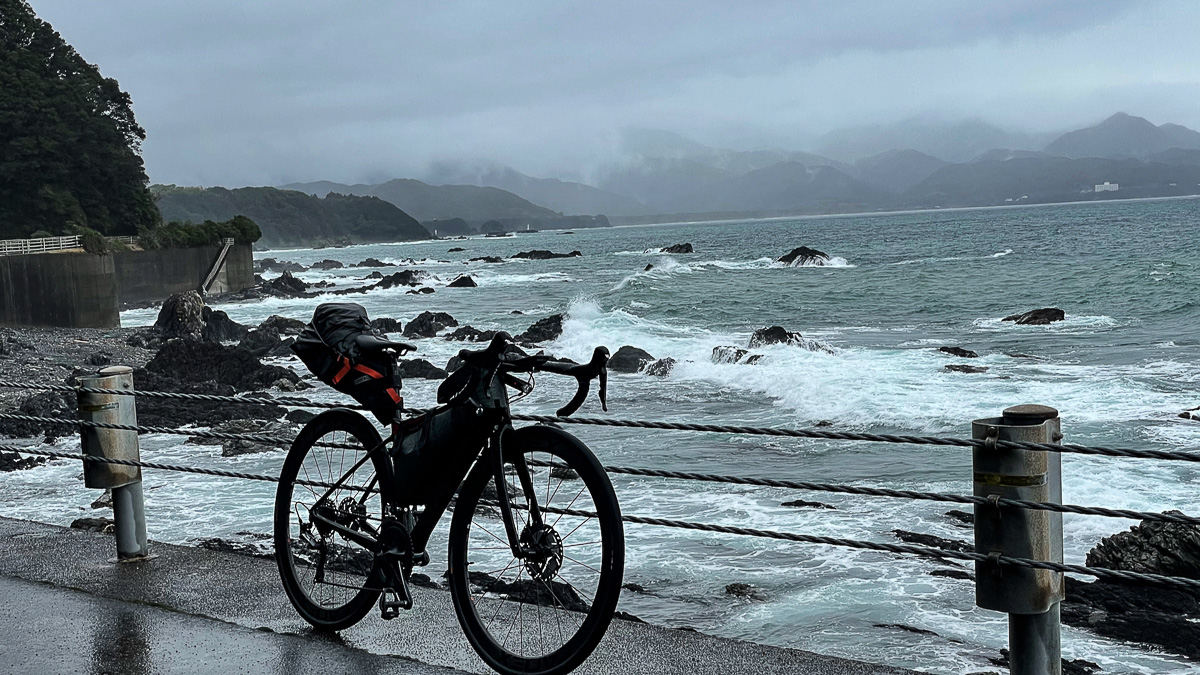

2,372,1198,675
0,235,82,256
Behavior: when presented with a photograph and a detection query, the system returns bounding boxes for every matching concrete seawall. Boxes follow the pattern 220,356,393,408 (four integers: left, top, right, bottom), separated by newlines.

0,244,254,328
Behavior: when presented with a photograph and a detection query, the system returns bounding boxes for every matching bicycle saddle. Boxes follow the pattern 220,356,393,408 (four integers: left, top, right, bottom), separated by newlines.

355,334,416,355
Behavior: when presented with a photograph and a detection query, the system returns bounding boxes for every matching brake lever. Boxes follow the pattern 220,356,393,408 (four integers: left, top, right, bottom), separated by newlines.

555,346,610,417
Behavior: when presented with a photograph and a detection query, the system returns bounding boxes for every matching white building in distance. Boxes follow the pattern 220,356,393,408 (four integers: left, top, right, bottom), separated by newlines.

1095,181,1119,192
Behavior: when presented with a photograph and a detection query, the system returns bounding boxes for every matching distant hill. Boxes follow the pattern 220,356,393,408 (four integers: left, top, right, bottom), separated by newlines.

901,156,1200,208
1043,113,1200,159
1147,148,1200,166
846,149,948,194
422,164,648,217
814,118,1051,163
282,178,583,223
664,161,890,213
152,185,429,248
971,149,1053,163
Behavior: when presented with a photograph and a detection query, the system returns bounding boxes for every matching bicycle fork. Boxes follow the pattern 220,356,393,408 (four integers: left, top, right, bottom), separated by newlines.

489,429,546,559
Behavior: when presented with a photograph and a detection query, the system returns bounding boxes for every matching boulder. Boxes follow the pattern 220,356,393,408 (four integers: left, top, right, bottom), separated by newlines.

890,530,972,553
749,326,801,348
929,569,974,581
609,346,655,374
516,314,565,343
644,358,675,377
362,271,384,280
724,583,768,601
777,246,831,266
396,359,449,380
403,311,459,338
309,259,344,270
263,271,310,296
200,307,248,343
1085,511,1200,578
238,329,282,357
469,256,504,263
511,250,582,260
712,346,749,364
257,258,306,273
70,517,114,534
781,499,835,509
130,367,283,427
644,264,653,271
938,346,979,359
945,364,988,374
406,287,435,295
446,326,497,342
447,275,478,288
145,339,300,392
1002,308,1066,325
184,419,296,457
355,258,389,267
659,243,693,254
447,247,465,253
0,451,46,472
370,317,402,334
86,352,112,367
374,270,427,289
260,315,306,335
154,291,206,340
0,391,75,442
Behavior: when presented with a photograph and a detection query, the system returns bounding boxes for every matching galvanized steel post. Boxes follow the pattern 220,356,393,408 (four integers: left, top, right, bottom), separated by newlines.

78,366,149,561
972,404,1064,675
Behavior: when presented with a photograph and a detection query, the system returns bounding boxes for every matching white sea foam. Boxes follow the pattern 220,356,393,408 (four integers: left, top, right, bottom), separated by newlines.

893,249,1014,265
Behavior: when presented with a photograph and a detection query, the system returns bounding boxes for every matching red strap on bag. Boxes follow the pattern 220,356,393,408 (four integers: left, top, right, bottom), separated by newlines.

331,356,353,385
353,363,384,379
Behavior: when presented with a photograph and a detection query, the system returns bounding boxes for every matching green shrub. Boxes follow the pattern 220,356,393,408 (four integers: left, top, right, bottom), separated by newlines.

67,224,109,254
137,215,262,250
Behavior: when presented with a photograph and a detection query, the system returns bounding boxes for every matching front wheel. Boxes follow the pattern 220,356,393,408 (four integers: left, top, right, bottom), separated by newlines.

274,409,390,631
448,425,624,675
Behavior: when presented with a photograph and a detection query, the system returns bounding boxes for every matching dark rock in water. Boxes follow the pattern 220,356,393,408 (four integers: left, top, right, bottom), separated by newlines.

644,357,675,377
447,247,465,253
516,314,564,343
511,310,524,314
285,409,316,425
1063,574,1200,660
814,420,833,427
406,287,435,295
1086,510,1200,578
446,325,496,342
370,317,402,334
724,583,768,601
396,359,448,380
257,258,306,273
622,582,649,594
988,649,1102,675
659,243,693,254
744,354,765,365
86,351,112,367
712,346,749,364
0,451,47,472
186,419,297,457
263,271,311,297
938,346,979,358
362,271,384,280
448,274,477,288
945,364,988,374
1182,412,1196,420
890,530,972,553
777,246,830,266
469,256,504,263
130,368,283,427
90,489,113,509
71,517,114,534
614,610,646,623
749,326,802,348
403,311,458,338
200,307,248,343
260,315,306,335
375,269,427,289
609,346,654,373
1002,307,1066,325
309,259,344,270
155,291,206,340
945,509,974,525
146,340,300,391
550,465,579,480
872,623,938,637
929,569,974,581
238,328,282,357
0,391,75,441
0,328,35,357
355,257,389,267
409,573,440,589
781,499,835,509
644,264,654,271
511,250,581,260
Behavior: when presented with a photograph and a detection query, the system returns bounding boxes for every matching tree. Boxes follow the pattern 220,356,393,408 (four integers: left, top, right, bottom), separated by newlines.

0,0,159,238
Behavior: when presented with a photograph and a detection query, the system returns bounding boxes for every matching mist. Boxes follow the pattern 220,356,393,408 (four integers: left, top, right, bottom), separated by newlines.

27,0,1200,186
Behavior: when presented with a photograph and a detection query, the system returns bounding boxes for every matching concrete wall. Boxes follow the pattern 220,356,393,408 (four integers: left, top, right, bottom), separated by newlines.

0,244,255,328
113,244,254,306
0,252,119,328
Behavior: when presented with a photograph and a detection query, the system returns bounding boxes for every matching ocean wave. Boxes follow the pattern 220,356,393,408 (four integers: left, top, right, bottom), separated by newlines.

892,249,1013,266
972,314,1123,332
777,256,855,268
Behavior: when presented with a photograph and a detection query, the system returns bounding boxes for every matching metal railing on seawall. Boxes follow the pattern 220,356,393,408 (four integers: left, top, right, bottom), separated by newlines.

0,235,82,256
3,371,1200,675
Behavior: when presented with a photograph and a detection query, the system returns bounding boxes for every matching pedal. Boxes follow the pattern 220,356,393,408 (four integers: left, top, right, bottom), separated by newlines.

379,590,405,620
378,558,413,620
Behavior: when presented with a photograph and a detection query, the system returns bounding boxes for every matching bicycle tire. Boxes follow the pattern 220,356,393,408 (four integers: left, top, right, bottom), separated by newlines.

274,409,389,631
447,424,624,675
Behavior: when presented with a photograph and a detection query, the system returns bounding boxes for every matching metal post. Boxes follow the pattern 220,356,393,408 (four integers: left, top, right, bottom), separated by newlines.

972,404,1064,675
78,366,150,561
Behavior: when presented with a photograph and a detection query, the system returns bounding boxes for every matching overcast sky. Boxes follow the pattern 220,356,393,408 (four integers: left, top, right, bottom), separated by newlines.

28,0,1200,187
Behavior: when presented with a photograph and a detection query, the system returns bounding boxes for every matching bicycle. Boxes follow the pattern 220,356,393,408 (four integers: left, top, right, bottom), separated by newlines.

273,332,624,675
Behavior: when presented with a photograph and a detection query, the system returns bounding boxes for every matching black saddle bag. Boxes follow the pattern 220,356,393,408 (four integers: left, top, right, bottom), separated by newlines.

291,303,402,424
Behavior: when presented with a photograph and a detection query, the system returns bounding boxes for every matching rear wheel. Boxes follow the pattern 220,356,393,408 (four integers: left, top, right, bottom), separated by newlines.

448,425,624,675
274,409,390,631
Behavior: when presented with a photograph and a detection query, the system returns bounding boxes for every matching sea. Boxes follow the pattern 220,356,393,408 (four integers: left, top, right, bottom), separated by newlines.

4,197,1199,673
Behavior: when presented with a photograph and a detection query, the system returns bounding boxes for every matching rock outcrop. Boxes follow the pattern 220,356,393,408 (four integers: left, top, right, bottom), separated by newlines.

777,246,830,266
511,250,581,260
448,275,478,288
355,258,389,267
0,391,75,441
659,243,693,254
945,364,988,374
712,346,749,364
370,317,402,334
747,326,835,354
154,291,206,340
396,359,449,380
309,259,344,270
609,346,655,373
516,314,564,343
262,272,311,297
186,419,297,457
200,307,247,343
446,326,497,342
938,346,979,358
145,340,300,391
1003,308,1066,325
403,312,458,338
375,270,427,289
644,358,675,377
257,258,305,273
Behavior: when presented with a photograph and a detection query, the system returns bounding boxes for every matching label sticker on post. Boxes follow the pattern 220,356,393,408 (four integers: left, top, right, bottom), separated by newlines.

973,472,1047,487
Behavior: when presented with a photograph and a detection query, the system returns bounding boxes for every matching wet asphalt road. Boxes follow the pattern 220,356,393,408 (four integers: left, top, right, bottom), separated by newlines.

0,517,915,675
